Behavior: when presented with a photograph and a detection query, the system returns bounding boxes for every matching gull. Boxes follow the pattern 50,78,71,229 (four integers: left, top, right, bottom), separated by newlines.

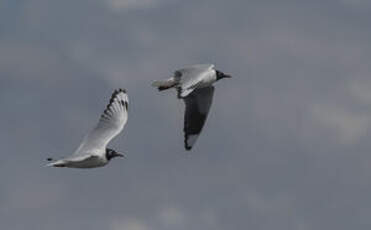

47,89,129,168
152,64,231,150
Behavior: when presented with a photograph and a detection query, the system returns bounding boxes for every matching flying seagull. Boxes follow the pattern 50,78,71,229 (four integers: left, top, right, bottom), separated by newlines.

152,64,231,150
47,89,129,168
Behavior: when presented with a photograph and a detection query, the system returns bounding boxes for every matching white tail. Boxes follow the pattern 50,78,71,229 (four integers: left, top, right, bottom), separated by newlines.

46,160,66,167
152,78,177,91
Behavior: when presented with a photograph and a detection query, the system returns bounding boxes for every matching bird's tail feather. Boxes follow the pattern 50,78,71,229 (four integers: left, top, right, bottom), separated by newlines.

152,78,177,91
46,160,66,167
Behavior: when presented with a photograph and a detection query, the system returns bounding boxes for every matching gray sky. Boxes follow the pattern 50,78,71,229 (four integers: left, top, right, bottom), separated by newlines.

1,0,371,229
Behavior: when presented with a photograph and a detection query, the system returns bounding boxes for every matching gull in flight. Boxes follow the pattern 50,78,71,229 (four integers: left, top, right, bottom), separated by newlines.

152,64,231,150
47,89,129,168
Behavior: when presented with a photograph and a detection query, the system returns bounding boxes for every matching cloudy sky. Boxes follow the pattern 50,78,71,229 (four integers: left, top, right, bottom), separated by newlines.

1,0,371,229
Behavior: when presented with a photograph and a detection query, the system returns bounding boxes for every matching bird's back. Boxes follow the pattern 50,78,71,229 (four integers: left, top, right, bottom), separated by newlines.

177,64,216,97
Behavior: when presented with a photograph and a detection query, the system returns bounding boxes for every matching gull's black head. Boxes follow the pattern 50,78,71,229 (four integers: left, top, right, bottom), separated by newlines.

216,70,232,81
105,148,126,161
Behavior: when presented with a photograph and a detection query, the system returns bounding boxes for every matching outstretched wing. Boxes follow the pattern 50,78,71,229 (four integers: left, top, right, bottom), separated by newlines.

183,86,214,150
74,89,129,156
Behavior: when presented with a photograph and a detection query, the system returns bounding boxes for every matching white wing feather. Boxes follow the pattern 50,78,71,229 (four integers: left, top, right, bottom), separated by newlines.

178,64,215,97
73,89,129,156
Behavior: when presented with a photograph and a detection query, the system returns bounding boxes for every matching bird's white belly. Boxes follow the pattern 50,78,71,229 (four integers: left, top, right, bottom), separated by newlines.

66,156,108,168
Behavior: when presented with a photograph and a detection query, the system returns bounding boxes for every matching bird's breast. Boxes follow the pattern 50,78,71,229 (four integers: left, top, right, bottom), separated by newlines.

69,155,108,168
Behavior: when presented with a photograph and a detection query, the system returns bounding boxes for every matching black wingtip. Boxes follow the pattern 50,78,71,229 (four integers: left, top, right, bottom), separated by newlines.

101,88,128,119
117,88,127,93
120,100,129,110
184,136,192,151
47,158,53,161
108,88,127,107
111,88,127,98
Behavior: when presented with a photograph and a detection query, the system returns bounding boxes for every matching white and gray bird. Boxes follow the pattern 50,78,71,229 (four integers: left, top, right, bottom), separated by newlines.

152,64,231,150
47,89,129,168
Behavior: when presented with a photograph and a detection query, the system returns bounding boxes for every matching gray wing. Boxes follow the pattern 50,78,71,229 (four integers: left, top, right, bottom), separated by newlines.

183,86,215,150
177,64,215,98
73,89,129,156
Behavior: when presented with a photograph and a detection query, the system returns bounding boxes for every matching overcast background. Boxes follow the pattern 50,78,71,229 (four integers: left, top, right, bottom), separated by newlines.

1,0,371,229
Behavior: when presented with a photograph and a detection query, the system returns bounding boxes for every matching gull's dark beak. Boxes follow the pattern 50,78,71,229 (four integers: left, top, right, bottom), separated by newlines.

115,152,127,159
224,74,232,78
